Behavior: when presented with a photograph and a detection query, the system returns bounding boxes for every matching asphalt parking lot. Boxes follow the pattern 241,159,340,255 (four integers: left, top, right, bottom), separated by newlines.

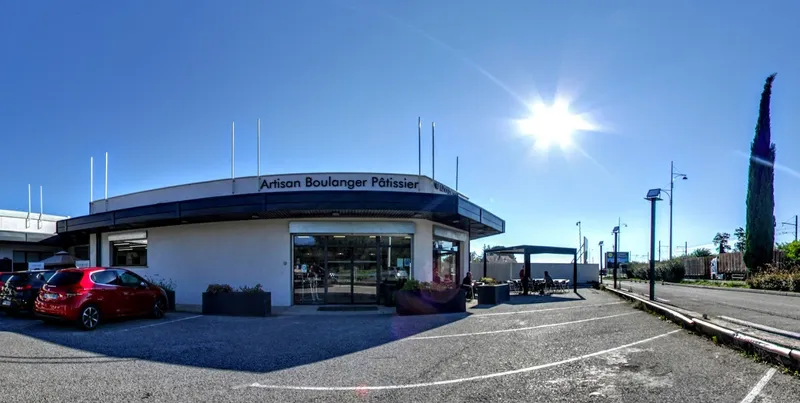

1,289,798,402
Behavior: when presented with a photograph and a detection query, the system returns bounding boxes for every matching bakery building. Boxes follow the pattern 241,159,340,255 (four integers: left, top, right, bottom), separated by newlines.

54,173,505,308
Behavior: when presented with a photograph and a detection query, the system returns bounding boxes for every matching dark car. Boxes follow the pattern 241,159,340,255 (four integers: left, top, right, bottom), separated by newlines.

34,267,168,330
0,272,14,289
0,270,57,315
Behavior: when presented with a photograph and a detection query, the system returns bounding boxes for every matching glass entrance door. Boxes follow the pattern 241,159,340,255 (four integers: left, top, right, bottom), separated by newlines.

317,235,380,304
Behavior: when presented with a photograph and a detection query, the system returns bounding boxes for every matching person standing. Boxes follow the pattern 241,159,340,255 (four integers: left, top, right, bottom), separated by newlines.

520,266,530,295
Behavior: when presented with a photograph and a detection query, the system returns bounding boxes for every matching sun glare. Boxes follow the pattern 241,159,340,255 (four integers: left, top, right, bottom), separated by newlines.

517,100,595,150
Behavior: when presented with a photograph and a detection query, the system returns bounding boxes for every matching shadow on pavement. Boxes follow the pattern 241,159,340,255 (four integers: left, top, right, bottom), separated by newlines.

1,309,467,374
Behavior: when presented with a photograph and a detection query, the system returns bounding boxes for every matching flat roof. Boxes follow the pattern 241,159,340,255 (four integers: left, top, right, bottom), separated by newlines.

58,190,505,241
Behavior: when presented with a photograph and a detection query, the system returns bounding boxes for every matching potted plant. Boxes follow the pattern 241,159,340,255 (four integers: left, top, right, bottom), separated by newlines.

145,276,176,311
202,283,271,317
476,277,510,305
395,280,466,316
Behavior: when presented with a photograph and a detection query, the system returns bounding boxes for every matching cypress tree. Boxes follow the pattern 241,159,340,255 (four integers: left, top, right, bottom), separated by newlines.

744,74,777,272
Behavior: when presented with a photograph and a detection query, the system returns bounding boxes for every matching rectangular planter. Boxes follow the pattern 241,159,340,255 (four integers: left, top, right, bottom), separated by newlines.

165,290,176,311
395,289,466,316
202,292,271,317
477,284,510,305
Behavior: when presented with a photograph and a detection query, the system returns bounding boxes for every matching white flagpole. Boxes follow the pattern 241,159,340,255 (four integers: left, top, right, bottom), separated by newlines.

431,122,435,180
90,157,94,203
105,152,108,199
456,156,459,191
257,118,261,185
39,185,43,228
417,117,421,176
231,121,235,194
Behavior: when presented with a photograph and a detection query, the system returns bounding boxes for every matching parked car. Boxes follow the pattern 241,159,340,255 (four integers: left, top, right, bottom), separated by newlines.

0,270,57,315
34,267,168,330
0,272,14,289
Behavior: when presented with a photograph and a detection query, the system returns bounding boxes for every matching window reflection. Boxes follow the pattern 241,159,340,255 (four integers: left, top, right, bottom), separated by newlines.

433,238,460,284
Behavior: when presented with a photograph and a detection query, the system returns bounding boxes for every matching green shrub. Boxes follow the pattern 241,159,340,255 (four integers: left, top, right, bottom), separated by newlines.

624,259,685,282
400,280,456,292
238,284,265,293
657,258,686,283
145,276,176,292
747,266,800,291
205,284,233,294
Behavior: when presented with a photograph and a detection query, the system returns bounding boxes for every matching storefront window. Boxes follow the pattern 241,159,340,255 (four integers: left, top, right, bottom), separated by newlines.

111,239,148,267
293,236,326,304
433,238,460,284
291,234,413,305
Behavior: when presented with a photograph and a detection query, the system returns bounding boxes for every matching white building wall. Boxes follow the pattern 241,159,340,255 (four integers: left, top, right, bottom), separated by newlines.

0,210,66,234
96,217,470,307
469,262,600,284
101,220,292,307
412,220,433,282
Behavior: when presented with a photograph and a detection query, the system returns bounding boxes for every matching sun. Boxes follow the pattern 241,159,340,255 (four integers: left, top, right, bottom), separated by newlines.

516,100,595,150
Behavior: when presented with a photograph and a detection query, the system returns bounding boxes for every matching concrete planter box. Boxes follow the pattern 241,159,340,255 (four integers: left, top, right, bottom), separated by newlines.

202,292,271,317
165,290,176,311
477,284,510,305
395,289,466,316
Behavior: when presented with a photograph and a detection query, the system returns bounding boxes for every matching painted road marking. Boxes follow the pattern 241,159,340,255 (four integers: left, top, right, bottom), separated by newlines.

233,329,681,391
407,312,635,340
740,368,776,403
473,302,626,317
657,298,671,303
109,315,203,333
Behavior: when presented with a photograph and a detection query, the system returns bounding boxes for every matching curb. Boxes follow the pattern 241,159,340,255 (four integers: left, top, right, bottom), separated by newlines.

663,282,800,298
604,286,800,370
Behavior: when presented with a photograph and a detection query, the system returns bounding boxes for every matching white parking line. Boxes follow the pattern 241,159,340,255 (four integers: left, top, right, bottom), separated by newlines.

407,312,635,340
657,298,671,303
109,315,203,333
740,368,776,403
473,302,626,317
234,329,681,391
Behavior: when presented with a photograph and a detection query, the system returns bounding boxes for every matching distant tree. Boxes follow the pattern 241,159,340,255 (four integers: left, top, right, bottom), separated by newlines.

744,74,777,272
470,251,481,263
734,227,746,252
776,241,800,264
691,248,712,257
482,245,518,263
713,233,732,254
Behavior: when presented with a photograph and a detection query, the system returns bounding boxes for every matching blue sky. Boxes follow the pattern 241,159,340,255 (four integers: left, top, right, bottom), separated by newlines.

2,1,800,262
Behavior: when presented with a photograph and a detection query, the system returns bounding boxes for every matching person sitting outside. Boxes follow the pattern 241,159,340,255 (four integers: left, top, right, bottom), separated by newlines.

462,272,474,300
541,270,555,295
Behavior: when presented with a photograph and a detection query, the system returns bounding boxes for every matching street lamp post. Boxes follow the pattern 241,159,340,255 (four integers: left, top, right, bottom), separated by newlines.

645,188,663,301
612,226,620,289
669,161,688,260
599,241,604,284
576,221,582,255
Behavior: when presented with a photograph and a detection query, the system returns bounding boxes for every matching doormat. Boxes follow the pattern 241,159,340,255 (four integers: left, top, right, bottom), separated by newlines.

317,306,379,312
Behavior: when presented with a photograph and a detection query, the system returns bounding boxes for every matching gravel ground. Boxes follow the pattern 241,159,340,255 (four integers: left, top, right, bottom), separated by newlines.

619,280,800,332
1,289,797,402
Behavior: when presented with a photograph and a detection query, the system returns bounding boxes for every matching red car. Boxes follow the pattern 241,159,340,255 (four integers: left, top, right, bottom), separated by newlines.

35,267,168,330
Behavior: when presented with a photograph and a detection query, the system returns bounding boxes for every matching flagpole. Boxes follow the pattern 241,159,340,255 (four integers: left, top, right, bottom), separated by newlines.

231,121,235,194
257,118,261,190
431,122,435,180
417,117,421,177
456,156,459,191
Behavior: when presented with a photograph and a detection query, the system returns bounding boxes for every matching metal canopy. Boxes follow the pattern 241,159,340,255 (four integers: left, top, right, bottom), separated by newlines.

482,244,579,293
484,245,577,256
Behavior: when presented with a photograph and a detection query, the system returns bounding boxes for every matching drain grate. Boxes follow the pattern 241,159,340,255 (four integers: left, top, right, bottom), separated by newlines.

317,306,379,312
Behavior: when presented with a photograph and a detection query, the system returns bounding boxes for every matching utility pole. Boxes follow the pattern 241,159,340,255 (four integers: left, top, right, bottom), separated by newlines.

576,221,582,255
669,161,688,260
599,241,604,284
658,240,661,261
685,241,688,256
